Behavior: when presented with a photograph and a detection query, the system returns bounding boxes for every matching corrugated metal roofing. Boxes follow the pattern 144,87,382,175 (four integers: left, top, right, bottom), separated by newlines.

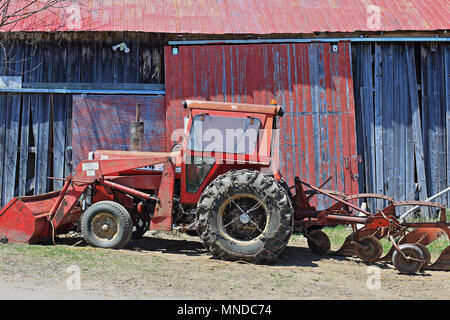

3,0,449,34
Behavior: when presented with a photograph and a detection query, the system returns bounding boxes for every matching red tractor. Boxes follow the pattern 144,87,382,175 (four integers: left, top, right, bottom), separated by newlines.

0,100,294,263
1,99,449,273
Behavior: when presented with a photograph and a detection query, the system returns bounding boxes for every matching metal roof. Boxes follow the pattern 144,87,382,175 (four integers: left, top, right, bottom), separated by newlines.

3,0,449,34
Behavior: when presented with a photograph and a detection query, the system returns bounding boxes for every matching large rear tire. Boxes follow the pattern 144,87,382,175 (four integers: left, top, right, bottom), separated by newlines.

80,201,133,249
196,170,293,264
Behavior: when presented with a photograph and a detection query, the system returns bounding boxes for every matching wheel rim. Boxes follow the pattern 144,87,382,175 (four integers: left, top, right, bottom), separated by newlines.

218,193,269,242
393,245,424,274
91,212,120,241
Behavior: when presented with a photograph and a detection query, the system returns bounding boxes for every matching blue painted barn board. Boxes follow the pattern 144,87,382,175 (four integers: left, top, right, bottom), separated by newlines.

406,45,427,202
353,43,450,214
446,45,450,207
421,44,448,205
381,44,395,200
374,44,384,208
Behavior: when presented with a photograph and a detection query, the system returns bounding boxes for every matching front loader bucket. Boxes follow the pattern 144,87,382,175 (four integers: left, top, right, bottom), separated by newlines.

425,246,450,271
0,191,61,243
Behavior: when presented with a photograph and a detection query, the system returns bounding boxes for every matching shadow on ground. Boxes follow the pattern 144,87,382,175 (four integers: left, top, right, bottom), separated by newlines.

53,231,374,269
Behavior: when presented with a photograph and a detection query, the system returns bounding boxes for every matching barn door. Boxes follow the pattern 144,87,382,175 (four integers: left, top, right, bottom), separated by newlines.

165,42,359,209
71,95,166,167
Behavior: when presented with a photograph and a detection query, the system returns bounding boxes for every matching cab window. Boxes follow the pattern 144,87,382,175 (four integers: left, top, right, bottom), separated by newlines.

187,115,261,154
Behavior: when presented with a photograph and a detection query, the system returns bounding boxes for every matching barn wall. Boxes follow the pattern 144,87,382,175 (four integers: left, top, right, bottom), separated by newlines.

352,42,450,209
165,42,359,209
0,32,448,212
0,33,164,206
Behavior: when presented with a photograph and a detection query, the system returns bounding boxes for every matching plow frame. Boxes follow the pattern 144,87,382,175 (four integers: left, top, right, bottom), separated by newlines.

291,177,450,272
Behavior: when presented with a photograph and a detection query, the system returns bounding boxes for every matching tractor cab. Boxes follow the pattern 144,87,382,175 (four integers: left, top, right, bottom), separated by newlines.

178,100,284,204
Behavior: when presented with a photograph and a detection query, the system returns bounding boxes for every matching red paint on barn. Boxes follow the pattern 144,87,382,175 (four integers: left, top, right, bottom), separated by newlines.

164,43,359,208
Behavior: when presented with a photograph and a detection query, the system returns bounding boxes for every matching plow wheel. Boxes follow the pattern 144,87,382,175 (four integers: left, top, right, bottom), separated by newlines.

307,229,331,255
196,170,293,264
415,244,431,270
80,201,133,249
392,243,425,274
354,236,383,262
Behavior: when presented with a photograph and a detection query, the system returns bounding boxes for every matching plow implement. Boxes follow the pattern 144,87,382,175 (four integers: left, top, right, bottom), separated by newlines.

293,177,450,274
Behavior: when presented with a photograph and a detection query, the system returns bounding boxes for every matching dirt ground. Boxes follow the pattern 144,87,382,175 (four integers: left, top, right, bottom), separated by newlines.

0,230,449,300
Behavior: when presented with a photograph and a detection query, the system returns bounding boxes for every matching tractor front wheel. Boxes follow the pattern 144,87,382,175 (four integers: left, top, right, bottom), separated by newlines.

80,201,133,249
196,170,293,264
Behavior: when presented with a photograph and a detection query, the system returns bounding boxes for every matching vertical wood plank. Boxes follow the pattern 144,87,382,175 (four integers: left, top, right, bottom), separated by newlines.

309,44,325,209
406,44,427,201
2,93,21,206
52,38,67,190
445,45,450,207
382,44,394,199
392,45,401,202
437,44,447,205
35,42,51,195
398,46,407,201
18,94,30,196
374,43,384,207
52,94,66,189
362,44,376,210
2,41,23,205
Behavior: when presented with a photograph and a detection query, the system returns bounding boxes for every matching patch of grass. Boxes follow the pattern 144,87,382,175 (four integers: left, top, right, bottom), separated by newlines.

322,225,352,248
269,271,294,287
0,243,141,271
427,237,449,257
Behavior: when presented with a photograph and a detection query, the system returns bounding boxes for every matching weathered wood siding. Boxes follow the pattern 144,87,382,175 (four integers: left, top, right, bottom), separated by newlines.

353,42,450,209
0,33,164,206
165,42,359,210
72,94,166,167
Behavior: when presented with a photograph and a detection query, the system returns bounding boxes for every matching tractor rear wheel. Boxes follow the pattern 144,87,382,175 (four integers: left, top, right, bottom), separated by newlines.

80,201,133,249
196,170,293,264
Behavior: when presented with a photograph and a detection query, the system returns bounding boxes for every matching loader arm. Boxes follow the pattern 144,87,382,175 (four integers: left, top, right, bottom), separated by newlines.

0,153,177,243
51,156,175,230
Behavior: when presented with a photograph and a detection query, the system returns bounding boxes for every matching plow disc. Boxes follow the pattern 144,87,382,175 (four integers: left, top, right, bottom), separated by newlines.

294,178,450,274
334,237,356,257
401,227,446,246
426,246,450,271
